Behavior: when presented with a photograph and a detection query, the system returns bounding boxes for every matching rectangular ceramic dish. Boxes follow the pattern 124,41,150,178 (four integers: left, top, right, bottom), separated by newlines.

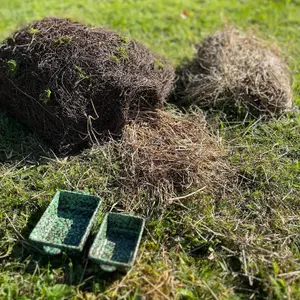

88,212,145,272
29,190,101,255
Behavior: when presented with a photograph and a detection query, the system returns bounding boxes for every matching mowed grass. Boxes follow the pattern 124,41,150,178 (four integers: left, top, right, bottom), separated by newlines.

0,0,300,299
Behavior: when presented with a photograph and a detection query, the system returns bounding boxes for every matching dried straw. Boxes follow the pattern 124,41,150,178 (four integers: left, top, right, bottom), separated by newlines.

112,109,230,214
176,28,293,116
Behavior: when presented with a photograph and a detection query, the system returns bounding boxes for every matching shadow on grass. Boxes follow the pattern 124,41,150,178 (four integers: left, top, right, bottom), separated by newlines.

0,112,51,164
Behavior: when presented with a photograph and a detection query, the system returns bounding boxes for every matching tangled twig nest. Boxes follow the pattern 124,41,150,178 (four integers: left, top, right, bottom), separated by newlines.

0,18,175,154
176,28,293,116
112,109,230,214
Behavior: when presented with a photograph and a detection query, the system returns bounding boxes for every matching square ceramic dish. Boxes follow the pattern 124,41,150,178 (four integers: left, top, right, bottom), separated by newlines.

88,212,145,272
29,190,101,255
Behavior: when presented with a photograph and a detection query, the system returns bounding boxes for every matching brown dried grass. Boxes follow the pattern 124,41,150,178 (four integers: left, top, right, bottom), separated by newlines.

177,28,293,115
111,108,230,215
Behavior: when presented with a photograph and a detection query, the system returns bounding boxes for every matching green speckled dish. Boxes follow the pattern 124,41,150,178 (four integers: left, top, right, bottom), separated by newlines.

29,190,101,255
88,212,145,272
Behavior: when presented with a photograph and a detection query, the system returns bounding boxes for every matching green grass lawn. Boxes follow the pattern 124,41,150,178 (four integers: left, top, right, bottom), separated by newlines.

0,0,300,299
